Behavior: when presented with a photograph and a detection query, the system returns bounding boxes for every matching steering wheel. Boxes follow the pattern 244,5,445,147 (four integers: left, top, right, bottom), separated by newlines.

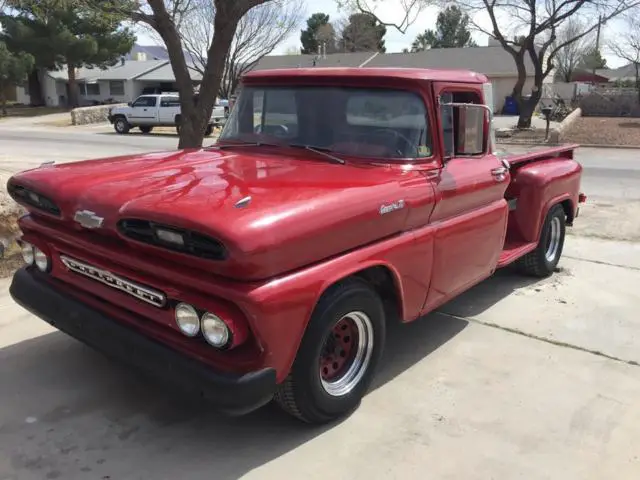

371,128,417,157
254,124,289,138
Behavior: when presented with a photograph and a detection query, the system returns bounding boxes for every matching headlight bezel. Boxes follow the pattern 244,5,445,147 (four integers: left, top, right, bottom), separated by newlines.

201,312,231,348
174,302,201,337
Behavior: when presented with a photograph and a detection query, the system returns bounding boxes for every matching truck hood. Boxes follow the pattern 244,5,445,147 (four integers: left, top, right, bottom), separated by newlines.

10,147,427,280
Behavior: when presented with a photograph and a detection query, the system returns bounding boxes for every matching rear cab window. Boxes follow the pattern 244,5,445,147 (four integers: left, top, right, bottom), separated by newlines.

160,96,180,107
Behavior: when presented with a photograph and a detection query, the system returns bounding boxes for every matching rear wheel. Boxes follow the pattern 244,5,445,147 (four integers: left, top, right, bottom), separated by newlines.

516,204,566,277
139,125,153,134
274,278,385,424
205,124,213,136
113,117,130,134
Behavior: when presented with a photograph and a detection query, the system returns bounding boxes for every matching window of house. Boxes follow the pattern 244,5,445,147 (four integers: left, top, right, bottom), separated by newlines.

109,80,125,96
78,84,86,95
86,83,100,96
440,91,486,157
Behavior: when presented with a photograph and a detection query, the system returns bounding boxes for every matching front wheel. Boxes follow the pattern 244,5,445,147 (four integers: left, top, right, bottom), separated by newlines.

516,203,566,277
205,124,213,136
113,117,130,134
274,277,386,424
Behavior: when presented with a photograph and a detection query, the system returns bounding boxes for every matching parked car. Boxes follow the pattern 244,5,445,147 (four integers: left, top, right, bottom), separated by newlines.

8,67,585,424
107,93,227,135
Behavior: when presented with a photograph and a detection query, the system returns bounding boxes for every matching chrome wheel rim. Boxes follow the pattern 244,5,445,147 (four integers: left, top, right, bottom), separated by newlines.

319,311,374,397
116,120,126,132
545,216,562,262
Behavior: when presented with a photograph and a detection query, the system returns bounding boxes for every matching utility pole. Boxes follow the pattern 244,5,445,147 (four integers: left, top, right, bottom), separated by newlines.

592,14,603,78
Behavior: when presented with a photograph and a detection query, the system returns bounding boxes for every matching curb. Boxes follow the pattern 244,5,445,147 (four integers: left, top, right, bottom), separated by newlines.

575,144,640,149
496,141,640,149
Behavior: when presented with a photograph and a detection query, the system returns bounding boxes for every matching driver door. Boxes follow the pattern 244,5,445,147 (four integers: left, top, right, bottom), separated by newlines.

423,83,510,311
129,96,157,124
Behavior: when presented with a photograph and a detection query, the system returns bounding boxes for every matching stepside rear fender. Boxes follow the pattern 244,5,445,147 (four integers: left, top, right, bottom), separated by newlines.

505,157,583,243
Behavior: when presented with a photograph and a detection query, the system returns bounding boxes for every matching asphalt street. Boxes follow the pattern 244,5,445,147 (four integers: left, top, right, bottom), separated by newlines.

1,122,639,480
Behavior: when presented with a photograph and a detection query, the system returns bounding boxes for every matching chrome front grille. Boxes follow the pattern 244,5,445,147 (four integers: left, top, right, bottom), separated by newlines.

60,255,166,308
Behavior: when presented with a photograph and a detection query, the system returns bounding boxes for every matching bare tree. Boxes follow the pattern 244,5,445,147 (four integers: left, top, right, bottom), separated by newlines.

182,0,303,98
459,0,640,128
608,11,640,102
553,17,596,82
335,0,434,34
92,0,275,148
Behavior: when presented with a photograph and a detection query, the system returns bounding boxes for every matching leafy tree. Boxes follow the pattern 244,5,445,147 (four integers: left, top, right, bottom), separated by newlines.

340,12,386,52
410,5,477,51
581,48,608,70
0,41,34,115
1,0,135,107
301,12,334,54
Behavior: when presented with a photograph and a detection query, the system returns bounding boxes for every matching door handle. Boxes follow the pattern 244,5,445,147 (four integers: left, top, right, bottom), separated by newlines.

491,166,508,181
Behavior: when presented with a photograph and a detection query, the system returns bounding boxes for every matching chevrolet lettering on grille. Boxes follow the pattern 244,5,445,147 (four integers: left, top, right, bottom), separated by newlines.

60,255,166,308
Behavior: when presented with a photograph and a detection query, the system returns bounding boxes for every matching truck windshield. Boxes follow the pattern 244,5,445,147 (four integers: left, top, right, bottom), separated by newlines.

218,85,432,159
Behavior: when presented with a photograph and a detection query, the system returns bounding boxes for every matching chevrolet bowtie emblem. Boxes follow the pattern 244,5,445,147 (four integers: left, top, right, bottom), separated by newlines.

74,210,104,229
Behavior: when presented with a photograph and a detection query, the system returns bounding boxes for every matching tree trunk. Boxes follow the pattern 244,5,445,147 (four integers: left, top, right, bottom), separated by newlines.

635,63,640,105
516,90,541,129
0,87,7,116
67,64,80,108
27,69,43,106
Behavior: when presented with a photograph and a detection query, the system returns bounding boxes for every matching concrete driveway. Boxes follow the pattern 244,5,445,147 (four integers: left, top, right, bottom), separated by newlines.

1,123,640,479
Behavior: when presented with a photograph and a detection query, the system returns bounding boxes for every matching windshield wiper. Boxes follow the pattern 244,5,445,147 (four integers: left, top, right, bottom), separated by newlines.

211,141,280,149
289,144,346,165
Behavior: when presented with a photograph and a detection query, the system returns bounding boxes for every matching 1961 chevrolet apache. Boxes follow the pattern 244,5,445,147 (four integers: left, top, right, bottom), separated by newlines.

7,67,585,424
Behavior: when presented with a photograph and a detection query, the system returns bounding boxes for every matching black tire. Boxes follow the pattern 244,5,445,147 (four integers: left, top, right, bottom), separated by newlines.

516,203,566,277
175,115,182,135
139,126,153,134
205,124,213,136
274,277,386,424
113,116,130,134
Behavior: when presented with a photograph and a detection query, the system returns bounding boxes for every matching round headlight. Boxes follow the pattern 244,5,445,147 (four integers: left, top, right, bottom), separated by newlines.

34,248,49,272
201,313,230,348
175,303,200,337
21,242,34,265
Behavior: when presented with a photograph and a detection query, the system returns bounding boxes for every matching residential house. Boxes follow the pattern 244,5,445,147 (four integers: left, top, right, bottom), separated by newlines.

14,43,201,107
249,40,543,113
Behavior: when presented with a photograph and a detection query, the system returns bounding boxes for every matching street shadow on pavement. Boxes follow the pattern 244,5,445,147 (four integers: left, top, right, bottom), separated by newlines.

0,269,541,479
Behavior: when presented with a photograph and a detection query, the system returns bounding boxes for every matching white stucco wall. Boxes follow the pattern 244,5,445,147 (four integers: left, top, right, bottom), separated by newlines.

489,76,535,113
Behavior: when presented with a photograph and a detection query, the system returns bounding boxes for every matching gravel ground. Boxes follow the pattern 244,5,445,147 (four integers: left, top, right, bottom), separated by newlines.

563,117,640,146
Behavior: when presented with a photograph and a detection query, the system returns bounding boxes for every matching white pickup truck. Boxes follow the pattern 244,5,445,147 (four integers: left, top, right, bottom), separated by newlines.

108,93,227,136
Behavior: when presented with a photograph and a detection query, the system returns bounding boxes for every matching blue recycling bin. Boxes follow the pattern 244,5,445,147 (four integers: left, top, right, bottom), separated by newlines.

503,96,519,115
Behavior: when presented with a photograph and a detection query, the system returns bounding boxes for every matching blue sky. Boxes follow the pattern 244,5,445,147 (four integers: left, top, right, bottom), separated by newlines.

137,0,627,68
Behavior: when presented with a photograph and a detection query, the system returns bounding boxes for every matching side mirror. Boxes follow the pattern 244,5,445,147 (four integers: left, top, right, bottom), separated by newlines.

127,102,132,107
456,106,485,155
438,96,492,156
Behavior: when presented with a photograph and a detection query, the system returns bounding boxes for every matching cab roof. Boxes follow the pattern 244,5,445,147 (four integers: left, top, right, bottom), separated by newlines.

243,67,489,84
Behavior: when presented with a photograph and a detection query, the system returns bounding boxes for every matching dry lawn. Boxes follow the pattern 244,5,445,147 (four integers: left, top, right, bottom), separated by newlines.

563,117,640,146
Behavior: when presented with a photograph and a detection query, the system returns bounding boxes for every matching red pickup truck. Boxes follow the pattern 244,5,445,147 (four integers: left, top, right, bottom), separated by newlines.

7,67,585,424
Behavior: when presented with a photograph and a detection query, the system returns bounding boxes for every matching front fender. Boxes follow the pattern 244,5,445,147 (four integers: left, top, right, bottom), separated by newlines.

243,229,433,383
